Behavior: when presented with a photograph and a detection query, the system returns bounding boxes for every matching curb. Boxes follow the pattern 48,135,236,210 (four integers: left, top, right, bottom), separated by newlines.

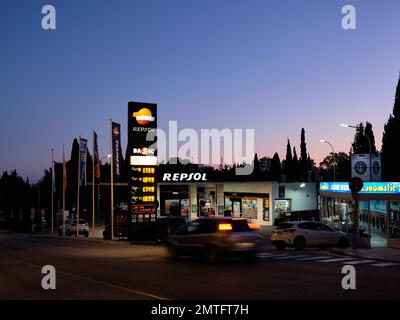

30,234,132,246
330,248,400,264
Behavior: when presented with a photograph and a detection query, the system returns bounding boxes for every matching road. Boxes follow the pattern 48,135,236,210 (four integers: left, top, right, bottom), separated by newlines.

0,234,399,300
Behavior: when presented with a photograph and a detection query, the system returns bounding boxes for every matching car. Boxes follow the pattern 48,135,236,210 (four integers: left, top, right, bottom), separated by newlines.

165,217,265,263
58,219,89,237
155,216,187,242
271,221,350,251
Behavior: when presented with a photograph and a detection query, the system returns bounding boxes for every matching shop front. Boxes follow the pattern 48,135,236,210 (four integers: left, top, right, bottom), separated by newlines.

320,182,400,249
158,179,317,226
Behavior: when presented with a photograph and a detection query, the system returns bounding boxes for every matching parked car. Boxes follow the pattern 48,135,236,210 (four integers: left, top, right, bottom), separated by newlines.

271,221,350,251
156,216,187,242
59,219,89,237
165,217,265,263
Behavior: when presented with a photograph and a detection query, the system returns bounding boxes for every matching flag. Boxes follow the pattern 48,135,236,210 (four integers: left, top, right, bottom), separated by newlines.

112,122,123,180
93,131,100,181
63,147,67,192
79,137,88,187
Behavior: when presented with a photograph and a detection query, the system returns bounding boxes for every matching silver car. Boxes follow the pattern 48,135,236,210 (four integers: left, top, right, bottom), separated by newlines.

166,217,265,263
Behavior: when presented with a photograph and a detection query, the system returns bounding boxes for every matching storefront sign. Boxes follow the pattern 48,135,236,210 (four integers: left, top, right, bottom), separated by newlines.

162,173,207,182
128,102,158,226
320,182,400,194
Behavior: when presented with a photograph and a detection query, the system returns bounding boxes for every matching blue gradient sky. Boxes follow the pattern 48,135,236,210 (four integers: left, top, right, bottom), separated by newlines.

1,0,400,182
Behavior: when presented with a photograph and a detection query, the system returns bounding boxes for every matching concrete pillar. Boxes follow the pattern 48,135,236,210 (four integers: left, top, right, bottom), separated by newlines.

216,184,224,215
189,183,197,222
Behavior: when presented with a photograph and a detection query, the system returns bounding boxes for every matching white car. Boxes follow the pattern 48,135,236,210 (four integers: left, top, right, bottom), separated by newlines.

58,219,89,237
271,221,350,251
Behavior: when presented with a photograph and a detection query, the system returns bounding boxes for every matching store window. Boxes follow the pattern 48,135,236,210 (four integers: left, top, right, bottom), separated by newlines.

242,198,258,220
390,201,400,240
197,186,216,217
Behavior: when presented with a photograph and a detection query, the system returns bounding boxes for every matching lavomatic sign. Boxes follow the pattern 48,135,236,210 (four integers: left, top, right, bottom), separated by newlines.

128,102,158,240
320,182,400,194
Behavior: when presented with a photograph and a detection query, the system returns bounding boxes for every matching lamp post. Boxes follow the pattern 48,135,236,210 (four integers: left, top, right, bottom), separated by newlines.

340,123,372,181
320,140,336,181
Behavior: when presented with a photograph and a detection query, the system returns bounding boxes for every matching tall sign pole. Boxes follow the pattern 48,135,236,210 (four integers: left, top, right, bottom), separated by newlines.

51,148,54,235
62,144,66,237
128,102,158,241
110,120,115,240
77,137,81,237
92,131,95,233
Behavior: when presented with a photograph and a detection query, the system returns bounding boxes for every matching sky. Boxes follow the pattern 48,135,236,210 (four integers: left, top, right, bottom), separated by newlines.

1,0,400,182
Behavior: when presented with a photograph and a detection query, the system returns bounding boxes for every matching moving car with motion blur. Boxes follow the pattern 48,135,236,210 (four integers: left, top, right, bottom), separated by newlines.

58,219,89,237
271,221,350,251
156,216,187,242
165,217,265,263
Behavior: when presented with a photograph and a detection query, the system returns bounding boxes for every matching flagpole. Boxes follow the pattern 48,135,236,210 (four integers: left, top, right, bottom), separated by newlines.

110,120,114,240
63,144,66,237
51,148,54,235
77,137,81,237
92,131,95,234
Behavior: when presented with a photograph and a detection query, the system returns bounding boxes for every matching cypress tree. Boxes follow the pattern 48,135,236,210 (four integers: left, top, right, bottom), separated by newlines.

382,74,400,181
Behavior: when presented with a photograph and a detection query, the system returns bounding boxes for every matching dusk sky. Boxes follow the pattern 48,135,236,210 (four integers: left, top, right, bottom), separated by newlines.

1,0,400,182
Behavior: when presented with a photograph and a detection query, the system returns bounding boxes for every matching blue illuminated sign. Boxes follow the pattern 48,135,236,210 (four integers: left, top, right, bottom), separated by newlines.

319,182,400,194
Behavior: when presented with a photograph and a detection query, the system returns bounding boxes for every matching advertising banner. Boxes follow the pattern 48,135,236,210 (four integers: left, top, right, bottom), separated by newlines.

112,122,123,181
79,138,88,187
93,131,100,181
320,182,400,194
128,102,157,230
371,154,382,182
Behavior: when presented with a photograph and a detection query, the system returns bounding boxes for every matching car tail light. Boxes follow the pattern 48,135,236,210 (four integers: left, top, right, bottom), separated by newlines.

248,222,261,229
218,223,233,231
283,229,296,233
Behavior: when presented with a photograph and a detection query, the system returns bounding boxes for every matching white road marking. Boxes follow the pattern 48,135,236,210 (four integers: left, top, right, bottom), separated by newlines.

340,259,376,265
258,253,292,258
317,257,357,263
257,253,275,257
295,256,331,261
368,262,400,267
273,255,310,260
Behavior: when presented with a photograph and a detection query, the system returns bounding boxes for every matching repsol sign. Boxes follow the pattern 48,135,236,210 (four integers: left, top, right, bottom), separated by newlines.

162,173,207,182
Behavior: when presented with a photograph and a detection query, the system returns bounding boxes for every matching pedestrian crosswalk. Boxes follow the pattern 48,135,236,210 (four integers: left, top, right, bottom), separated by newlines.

256,252,400,268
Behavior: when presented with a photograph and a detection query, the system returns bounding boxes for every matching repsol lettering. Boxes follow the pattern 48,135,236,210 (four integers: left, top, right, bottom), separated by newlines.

163,173,207,182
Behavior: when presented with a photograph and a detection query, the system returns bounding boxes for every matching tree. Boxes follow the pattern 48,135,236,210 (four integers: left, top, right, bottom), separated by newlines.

300,128,307,161
292,147,299,181
319,152,351,182
269,152,282,181
364,122,377,153
284,139,293,181
252,153,260,177
382,74,400,181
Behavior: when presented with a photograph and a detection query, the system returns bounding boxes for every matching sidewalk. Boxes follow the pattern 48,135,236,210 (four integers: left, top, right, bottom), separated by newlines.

331,247,400,263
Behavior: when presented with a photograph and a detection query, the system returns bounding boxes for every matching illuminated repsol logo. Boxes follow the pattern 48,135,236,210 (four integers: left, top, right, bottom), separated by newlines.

163,173,207,182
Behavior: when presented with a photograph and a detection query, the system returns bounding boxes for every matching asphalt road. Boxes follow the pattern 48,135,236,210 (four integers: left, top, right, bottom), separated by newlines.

0,234,399,300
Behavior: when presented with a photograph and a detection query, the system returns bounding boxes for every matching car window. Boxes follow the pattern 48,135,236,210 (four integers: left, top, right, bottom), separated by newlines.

187,221,201,233
199,221,217,233
298,222,318,230
276,223,294,230
320,224,333,232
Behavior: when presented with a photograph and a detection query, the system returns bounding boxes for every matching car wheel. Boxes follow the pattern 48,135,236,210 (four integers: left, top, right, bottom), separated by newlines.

85,232,89,238
338,237,350,249
275,243,286,250
167,245,179,261
205,246,220,264
294,237,306,251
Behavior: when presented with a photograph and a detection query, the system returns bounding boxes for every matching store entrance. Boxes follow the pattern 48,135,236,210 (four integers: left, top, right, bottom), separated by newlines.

160,185,189,218
359,200,388,248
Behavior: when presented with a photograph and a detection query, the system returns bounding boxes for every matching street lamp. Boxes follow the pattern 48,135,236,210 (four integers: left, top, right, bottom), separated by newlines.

340,123,372,181
320,139,336,182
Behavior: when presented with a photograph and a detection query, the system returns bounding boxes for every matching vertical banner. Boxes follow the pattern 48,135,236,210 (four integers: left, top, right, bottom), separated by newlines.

128,102,157,239
112,122,123,181
93,131,100,181
79,138,88,187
